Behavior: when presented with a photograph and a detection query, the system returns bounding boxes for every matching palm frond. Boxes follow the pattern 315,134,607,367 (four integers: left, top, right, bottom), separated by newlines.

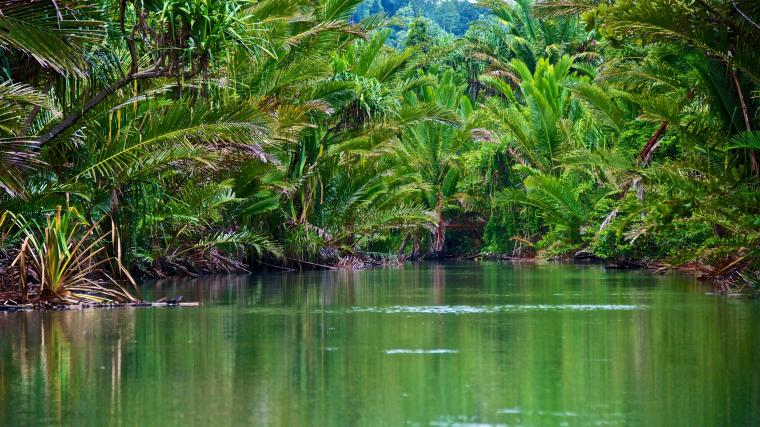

77,101,272,181
0,1,104,76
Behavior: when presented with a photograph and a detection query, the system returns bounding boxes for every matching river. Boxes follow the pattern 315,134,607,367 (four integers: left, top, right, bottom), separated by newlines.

1,263,758,426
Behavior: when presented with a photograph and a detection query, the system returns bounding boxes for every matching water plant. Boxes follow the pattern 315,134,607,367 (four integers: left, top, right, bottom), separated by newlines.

10,207,138,304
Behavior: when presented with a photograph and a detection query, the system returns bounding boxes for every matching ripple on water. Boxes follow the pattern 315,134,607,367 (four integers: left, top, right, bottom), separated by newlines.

350,304,644,314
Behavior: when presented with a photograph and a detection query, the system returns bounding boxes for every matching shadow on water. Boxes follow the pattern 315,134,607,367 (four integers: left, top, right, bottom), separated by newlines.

0,262,758,426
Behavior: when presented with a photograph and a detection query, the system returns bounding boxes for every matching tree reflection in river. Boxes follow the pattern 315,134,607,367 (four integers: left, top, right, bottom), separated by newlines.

0,263,758,426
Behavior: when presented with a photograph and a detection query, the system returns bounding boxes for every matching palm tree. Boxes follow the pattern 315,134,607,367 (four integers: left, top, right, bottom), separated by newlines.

495,167,609,244
530,0,760,271
536,0,760,173
394,69,473,256
237,24,458,263
0,0,402,280
468,0,592,73
480,55,581,174
0,1,103,196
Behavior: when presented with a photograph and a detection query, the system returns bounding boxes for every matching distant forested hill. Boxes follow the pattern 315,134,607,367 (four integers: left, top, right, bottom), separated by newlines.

353,0,484,36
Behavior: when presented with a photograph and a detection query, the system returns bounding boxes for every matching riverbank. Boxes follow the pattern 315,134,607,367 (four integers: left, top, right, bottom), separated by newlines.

473,252,759,294
2,253,756,311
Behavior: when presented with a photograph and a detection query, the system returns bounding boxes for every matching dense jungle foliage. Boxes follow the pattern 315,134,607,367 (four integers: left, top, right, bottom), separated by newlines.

1,0,759,303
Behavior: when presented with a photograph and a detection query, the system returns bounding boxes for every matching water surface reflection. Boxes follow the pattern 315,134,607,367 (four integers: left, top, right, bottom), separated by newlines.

1,263,758,426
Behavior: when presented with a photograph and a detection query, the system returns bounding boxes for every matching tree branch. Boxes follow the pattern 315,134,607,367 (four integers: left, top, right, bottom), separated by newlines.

20,78,53,137
639,121,668,166
37,67,197,148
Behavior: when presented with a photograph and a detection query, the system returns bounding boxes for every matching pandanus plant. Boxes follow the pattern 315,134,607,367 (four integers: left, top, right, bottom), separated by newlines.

11,207,138,304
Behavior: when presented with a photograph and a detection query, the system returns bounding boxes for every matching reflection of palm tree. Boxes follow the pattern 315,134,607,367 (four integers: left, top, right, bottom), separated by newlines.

0,308,139,422
433,263,445,305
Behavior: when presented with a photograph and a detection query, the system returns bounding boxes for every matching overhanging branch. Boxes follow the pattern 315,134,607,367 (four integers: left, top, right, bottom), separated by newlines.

37,67,197,148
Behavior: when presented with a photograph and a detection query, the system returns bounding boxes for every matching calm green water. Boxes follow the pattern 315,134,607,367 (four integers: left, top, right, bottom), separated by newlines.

1,263,758,426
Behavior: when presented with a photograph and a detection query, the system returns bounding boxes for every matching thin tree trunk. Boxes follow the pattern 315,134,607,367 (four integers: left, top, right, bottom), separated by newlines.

397,233,410,258
38,71,153,146
412,233,420,260
600,121,669,231
730,68,760,177
639,121,669,166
